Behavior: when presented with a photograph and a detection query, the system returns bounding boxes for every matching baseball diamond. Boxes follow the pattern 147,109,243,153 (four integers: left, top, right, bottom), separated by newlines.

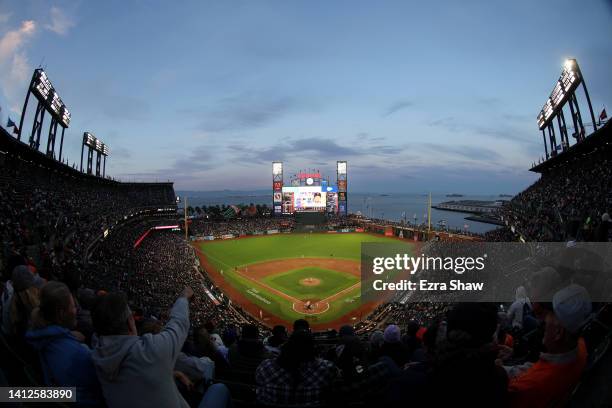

193,232,414,329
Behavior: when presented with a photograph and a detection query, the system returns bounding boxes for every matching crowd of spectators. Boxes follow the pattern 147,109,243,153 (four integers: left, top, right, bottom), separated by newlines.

189,217,295,237
0,146,176,287
2,248,603,407
487,147,612,242
1,124,611,407
85,219,263,331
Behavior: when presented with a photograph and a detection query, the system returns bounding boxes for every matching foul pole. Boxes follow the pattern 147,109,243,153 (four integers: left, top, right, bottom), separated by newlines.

184,196,188,241
428,193,432,233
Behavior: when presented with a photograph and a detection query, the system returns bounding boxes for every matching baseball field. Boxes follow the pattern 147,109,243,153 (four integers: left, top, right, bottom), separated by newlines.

193,233,414,329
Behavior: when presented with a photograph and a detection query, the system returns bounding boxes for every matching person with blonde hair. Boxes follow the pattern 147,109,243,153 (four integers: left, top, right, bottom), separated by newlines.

4,265,43,338
26,281,104,407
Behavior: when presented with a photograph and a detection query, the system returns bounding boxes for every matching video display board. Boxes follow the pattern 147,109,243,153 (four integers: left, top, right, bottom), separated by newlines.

326,192,338,214
282,186,334,214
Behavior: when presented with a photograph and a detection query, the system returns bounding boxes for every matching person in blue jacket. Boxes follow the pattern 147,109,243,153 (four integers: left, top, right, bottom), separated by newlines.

26,281,104,407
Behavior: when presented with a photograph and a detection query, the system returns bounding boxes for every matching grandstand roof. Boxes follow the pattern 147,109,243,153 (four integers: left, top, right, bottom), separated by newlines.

0,126,173,188
530,121,611,174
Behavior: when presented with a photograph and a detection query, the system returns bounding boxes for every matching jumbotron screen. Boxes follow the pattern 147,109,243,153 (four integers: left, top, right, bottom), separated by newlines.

281,186,337,214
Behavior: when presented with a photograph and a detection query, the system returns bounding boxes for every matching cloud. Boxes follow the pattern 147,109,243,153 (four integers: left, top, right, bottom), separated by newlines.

169,146,217,174
428,116,538,144
44,7,75,36
0,20,36,59
228,137,370,164
291,138,362,156
185,93,307,132
111,147,132,160
421,143,502,161
100,94,150,121
383,100,413,117
119,146,217,183
476,97,501,106
427,116,460,132
0,20,37,112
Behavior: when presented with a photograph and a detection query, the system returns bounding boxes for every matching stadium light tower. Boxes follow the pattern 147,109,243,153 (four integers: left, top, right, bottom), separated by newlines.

80,132,110,177
17,69,71,161
565,59,597,133
535,58,597,163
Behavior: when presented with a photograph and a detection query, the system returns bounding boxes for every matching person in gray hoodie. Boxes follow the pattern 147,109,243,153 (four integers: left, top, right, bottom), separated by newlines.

90,287,230,408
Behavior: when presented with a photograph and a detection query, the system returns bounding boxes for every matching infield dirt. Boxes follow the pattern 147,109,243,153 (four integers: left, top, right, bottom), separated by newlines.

193,247,384,330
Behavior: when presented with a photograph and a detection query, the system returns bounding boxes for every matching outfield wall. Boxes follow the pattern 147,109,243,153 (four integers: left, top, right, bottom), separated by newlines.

190,226,365,242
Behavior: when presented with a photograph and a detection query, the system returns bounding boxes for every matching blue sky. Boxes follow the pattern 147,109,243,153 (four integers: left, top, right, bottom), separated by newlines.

1,0,611,193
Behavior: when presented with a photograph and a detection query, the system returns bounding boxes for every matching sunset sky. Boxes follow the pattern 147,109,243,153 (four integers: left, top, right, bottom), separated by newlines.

1,0,611,193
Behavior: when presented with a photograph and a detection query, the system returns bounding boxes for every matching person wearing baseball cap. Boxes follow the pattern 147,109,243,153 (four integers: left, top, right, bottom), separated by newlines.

508,284,592,408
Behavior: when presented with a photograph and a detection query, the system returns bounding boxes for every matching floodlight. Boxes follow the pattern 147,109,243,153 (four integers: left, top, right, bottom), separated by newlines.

60,106,71,126
85,132,96,147
537,59,583,130
30,69,71,128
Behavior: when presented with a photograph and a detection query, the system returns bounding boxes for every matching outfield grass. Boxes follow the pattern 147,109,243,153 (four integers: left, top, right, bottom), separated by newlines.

200,232,397,270
197,233,413,325
262,267,358,300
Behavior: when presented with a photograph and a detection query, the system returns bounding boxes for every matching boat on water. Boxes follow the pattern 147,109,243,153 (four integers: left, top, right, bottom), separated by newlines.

446,193,463,197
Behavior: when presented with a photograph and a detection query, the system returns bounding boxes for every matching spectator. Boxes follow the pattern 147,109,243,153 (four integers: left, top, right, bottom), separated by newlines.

506,286,533,331
380,325,410,367
1,260,26,335
191,327,229,377
26,282,103,406
221,326,238,348
368,330,384,363
76,288,97,344
507,284,592,408
293,318,310,333
256,329,337,406
91,287,229,408
330,325,366,381
401,320,423,358
327,325,365,379
264,325,288,356
594,213,611,241
228,324,270,375
411,322,439,364
210,333,229,362
528,267,563,319
432,303,508,407
4,265,44,338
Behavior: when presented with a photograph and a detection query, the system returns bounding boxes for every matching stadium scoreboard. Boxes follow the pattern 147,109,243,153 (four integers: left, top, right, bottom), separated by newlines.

272,161,347,216
281,185,339,214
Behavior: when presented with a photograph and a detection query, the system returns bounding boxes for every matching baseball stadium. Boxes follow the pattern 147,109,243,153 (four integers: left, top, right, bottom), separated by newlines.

1,3,612,408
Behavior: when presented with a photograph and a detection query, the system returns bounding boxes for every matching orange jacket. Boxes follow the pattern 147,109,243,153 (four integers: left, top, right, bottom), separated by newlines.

508,338,587,408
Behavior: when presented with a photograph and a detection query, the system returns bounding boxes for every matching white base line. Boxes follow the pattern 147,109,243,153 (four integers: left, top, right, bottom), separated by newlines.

194,244,360,316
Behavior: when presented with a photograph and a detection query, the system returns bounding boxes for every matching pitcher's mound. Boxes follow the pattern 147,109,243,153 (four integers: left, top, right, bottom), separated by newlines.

299,277,321,287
